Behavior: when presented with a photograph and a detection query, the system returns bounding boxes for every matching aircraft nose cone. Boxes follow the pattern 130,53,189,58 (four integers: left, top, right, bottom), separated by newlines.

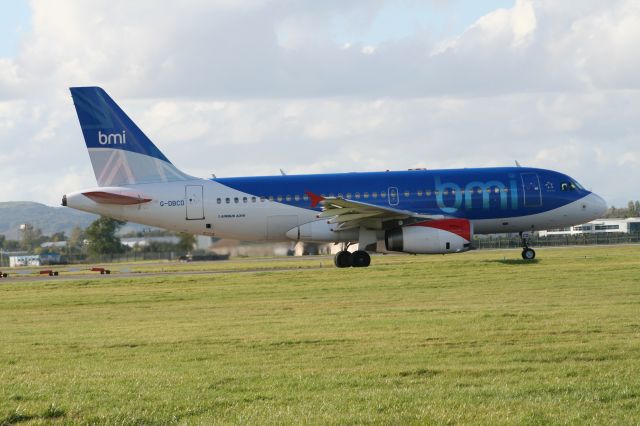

591,193,607,217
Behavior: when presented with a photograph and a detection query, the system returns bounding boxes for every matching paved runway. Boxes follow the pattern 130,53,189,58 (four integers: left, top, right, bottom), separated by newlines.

0,257,335,283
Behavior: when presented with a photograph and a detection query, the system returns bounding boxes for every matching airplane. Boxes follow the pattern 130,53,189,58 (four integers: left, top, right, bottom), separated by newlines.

62,87,608,267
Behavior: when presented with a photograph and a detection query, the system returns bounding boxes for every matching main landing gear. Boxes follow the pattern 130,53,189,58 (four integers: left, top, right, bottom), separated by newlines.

519,232,536,260
334,249,371,268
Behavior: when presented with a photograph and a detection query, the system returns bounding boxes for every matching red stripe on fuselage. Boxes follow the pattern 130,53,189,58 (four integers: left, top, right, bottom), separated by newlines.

83,191,152,205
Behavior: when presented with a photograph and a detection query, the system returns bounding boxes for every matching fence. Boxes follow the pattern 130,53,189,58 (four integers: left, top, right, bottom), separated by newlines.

474,232,640,250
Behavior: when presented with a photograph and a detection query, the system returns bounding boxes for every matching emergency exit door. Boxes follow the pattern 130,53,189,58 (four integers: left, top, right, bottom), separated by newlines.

185,185,205,220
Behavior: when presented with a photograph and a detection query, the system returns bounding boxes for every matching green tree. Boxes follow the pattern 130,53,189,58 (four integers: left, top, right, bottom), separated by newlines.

3,240,20,251
635,201,640,217
20,225,44,252
68,226,86,254
0,234,5,249
50,231,67,242
176,233,196,254
85,217,126,256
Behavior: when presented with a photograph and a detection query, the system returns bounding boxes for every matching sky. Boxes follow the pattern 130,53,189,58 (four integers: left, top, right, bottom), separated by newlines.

0,0,638,208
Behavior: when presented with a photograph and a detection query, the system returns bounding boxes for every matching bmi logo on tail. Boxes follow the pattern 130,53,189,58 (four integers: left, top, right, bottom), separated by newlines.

98,130,126,145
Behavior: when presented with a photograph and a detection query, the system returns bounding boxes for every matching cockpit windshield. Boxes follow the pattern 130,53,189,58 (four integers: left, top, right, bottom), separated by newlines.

560,179,585,191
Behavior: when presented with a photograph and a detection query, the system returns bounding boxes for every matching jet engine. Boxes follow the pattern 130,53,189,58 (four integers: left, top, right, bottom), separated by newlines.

385,219,472,254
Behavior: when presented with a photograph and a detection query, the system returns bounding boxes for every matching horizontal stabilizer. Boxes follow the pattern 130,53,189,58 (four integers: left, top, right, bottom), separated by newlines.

82,191,152,205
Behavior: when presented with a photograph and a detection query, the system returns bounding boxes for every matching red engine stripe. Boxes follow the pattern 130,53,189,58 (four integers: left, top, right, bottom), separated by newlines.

410,219,471,242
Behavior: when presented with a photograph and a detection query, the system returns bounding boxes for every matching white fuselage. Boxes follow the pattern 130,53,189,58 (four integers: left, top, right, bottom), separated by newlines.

65,178,606,244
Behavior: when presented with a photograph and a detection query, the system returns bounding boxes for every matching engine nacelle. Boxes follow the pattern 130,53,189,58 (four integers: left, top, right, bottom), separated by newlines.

385,219,473,254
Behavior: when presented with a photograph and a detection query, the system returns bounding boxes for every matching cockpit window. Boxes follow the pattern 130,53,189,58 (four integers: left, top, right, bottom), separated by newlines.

560,182,574,191
561,180,584,191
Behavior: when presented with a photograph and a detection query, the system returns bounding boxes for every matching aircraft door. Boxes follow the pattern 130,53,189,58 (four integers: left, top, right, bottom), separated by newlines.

521,173,542,208
388,187,399,206
185,185,205,220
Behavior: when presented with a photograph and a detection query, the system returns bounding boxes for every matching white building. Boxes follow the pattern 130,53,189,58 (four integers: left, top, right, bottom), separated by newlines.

9,253,62,267
539,218,640,237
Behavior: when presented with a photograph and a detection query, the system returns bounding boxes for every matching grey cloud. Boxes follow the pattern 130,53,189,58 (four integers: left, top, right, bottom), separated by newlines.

0,0,638,208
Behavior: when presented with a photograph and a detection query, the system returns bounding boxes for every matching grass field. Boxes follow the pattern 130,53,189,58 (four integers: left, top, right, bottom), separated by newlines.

1,246,639,425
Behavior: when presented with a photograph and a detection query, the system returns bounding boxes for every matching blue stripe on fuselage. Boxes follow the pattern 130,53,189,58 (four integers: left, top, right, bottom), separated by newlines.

214,167,590,220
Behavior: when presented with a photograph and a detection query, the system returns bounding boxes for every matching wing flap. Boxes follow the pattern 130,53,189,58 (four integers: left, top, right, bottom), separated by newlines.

307,192,445,231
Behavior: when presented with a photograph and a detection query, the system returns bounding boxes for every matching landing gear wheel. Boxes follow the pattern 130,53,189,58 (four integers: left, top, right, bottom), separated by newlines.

521,248,536,260
351,250,371,268
334,250,353,268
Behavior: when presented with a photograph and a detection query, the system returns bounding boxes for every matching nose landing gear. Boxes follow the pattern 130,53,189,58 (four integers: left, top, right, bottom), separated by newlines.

519,232,536,260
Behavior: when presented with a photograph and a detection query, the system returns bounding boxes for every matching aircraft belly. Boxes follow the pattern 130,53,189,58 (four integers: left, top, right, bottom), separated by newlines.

471,195,601,234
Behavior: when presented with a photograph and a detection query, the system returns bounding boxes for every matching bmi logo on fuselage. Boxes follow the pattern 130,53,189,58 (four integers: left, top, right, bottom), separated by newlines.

435,175,519,213
98,130,126,145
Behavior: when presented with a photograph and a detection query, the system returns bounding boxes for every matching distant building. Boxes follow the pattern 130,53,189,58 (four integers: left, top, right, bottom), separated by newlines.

9,253,62,267
40,241,68,249
120,236,180,248
539,218,640,237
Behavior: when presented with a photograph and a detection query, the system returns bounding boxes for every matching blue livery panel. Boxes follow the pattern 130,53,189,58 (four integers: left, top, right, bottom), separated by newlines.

70,87,171,163
215,168,590,220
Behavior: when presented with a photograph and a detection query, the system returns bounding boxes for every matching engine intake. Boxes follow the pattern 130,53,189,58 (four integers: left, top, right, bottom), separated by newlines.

385,219,473,254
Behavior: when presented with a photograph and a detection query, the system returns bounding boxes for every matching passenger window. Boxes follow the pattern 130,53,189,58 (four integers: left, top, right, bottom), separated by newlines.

243,197,248,203
303,194,309,201
234,197,239,203
346,193,352,199
355,192,361,199
251,197,256,203
277,196,283,202
403,190,410,197
443,190,449,196
381,192,387,198
217,198,221,204
417,190,423,196
294,194,300,201
225,198,230,204
372,192,378,198
260,196,265,202
286,195,291,201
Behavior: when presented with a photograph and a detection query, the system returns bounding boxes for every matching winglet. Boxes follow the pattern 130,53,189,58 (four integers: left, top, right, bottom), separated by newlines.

305,191,324,208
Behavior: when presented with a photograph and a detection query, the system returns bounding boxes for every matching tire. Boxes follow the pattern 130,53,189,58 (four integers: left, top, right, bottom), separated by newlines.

351,250,371,267
521,248,536,260
334,251,353,268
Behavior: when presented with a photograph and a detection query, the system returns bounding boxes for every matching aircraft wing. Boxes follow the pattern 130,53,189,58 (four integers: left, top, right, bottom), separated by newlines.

308,192,444,231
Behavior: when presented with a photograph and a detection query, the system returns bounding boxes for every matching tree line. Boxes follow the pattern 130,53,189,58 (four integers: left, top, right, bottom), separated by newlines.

0,216,197,257
603,200,640,219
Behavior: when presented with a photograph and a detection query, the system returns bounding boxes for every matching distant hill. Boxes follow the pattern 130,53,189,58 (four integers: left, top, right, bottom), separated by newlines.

0,202,149,239
0,202,97,239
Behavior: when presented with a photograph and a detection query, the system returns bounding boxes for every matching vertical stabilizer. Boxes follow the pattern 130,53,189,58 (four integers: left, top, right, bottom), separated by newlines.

70,87,192,186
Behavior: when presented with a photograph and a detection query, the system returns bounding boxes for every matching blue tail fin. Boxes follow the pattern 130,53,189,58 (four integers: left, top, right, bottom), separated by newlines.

70,87,191,186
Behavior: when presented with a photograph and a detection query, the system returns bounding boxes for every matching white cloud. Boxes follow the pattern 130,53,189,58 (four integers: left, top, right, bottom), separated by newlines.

0,0,638,208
